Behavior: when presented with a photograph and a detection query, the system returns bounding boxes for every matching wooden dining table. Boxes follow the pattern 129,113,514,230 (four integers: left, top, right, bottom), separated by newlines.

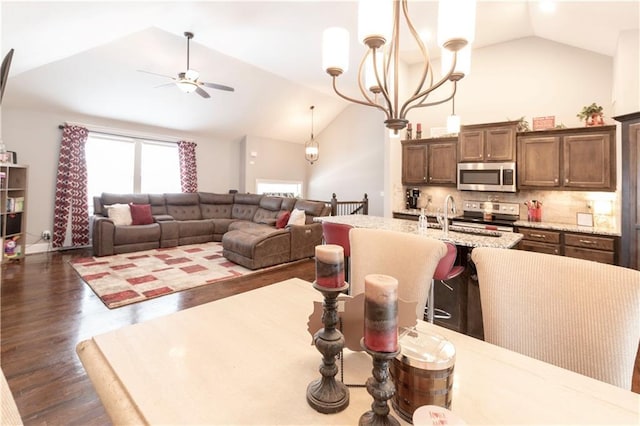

77,278,639,425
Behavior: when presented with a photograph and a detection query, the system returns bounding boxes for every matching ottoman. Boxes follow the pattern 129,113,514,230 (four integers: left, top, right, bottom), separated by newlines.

222,226,291,270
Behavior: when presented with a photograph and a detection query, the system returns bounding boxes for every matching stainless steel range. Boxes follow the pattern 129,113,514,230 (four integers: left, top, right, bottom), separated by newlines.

452,200,520,232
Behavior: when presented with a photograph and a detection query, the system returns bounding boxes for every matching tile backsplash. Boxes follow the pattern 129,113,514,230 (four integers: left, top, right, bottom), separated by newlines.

398,186,618,230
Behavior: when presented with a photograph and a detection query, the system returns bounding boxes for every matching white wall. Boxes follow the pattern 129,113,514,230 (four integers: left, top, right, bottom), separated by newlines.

305,104,386,216
241,135,307,194
406,37,613,134
612,29,639,116
2,107,241,251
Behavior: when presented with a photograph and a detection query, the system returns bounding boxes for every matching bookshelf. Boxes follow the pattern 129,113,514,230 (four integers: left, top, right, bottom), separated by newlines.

1,164,28,262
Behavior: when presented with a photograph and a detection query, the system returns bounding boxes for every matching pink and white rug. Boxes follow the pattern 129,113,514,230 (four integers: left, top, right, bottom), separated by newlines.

70,242,257,309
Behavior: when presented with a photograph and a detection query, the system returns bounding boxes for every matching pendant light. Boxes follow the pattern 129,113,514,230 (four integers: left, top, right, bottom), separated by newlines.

305,106,319,164
447,95,461,134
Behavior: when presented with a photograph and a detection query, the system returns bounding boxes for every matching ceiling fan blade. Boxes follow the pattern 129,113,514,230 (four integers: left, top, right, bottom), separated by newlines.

137,69,175,80
195,86,210,98
201,81,235,92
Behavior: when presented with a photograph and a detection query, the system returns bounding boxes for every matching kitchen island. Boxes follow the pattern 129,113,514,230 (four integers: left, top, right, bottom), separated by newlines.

315,214,523,249
315,215,523,338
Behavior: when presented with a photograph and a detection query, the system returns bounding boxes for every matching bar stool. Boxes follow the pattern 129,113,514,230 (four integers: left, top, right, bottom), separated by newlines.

321,222,353,283
426,242,465,323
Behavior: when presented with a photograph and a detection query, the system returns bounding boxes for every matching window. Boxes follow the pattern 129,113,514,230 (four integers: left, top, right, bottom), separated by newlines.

255,179,302,198
85,132,181,212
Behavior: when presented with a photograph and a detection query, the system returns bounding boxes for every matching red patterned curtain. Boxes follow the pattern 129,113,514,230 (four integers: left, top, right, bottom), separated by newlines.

52,125,89,248
178,140,198,192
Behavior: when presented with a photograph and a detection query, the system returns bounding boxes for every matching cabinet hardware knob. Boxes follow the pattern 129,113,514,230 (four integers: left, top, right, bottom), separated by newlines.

579,239,595,244
565,178,569,183
531,233,546,239
554,178,558,183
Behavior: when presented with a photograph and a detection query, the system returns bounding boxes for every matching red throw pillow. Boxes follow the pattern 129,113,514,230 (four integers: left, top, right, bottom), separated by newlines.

129,203,154,225
276,211,291,229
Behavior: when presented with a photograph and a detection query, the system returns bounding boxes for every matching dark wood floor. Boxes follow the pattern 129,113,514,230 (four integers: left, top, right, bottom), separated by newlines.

2,250,639,425
1,249,316,425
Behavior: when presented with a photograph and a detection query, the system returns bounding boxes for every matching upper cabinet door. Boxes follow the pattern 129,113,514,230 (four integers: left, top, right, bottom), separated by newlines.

402,143,428,185
486,126,516,161
458,130,484,162
428,142,457,185
518,135,561,187
563,132,612,190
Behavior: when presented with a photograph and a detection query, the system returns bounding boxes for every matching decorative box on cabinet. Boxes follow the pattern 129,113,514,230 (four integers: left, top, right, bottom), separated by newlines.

0,164,28,262
401,137,457,186
458,121,518,162
518,125,616,191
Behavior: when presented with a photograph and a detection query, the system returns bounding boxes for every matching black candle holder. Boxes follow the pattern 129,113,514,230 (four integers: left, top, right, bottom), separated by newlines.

306,281,350,414
359,338,401,426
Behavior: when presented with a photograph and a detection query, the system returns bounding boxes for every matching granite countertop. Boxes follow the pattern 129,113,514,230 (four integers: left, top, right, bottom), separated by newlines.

316,215,523,249
394,209,621,237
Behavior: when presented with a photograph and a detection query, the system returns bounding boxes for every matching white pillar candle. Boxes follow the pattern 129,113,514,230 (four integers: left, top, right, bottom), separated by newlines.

315,244,345,288
364,274,399,352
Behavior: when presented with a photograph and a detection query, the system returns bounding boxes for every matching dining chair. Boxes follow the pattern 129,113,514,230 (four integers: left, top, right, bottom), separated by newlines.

349,228,448,320
471,247,640,390
321,222,354,283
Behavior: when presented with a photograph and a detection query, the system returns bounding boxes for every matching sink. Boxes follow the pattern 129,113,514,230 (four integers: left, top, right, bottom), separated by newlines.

448,225,501,238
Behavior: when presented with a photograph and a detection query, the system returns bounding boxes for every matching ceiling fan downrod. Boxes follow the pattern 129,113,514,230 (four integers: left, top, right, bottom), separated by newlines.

184,31,193,71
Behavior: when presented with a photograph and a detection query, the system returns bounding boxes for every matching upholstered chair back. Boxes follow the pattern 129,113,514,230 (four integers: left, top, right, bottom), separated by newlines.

471,247,640,390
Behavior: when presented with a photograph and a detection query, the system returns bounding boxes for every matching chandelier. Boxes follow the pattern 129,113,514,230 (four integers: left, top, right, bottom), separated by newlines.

322,0,476,134
305,105,319,164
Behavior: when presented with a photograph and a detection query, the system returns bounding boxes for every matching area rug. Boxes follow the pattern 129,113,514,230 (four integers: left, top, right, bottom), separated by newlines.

70,242,264,309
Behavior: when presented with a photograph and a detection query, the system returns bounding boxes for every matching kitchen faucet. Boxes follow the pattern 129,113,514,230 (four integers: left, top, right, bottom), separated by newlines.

443,194,456,235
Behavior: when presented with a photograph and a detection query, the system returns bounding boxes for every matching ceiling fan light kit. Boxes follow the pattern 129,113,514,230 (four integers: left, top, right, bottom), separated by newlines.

139,31,234,98
322,0,476,133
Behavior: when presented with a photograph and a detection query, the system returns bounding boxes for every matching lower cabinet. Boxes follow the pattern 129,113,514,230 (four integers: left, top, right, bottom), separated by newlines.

564,233,616,265
517,227,618,265
518,228,561,255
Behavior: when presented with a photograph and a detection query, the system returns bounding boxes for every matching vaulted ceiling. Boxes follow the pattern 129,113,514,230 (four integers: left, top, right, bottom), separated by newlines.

1,1,638,143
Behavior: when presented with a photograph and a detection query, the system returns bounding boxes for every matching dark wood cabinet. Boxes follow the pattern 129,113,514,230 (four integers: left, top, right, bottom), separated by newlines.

614,111,640,270
402,143,428,184
564,233,616,265
402,137,456,186
517,228,561,255
517,226,618,265
518,125,616,191
518,135,560,187
428,142,457,184
458,121,517,162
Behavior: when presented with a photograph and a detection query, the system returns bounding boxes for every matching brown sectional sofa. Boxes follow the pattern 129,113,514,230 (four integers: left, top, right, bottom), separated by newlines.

92,192,331,269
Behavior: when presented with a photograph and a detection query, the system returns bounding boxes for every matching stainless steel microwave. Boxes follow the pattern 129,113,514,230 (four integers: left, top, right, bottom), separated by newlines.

457,162,517,192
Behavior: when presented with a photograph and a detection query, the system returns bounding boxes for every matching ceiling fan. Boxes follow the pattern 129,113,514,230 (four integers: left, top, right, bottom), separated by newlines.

138,31,234,98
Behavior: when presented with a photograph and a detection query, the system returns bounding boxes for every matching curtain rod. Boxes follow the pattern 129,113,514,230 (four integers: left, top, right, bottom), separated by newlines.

57,122,185,144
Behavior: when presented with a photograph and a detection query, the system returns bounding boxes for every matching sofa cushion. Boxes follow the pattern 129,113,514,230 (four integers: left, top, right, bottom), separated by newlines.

178,220,214,237
165,193,202,221
199,193,234,219
113,223,160,245
102,193,149,206
129,203,154,225
149,194,168,216
276,211,290,229
287,208,306,227
293,200,326,224
281,198,296,211
232,194,262,220
106,203,132,226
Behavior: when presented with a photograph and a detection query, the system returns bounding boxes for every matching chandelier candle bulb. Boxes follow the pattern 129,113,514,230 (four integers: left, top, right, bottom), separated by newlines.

315,244,345,288
364,274,399,352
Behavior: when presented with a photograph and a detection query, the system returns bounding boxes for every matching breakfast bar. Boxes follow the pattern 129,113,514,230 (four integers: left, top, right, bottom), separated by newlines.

314,214,524,248
77,278,639,425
